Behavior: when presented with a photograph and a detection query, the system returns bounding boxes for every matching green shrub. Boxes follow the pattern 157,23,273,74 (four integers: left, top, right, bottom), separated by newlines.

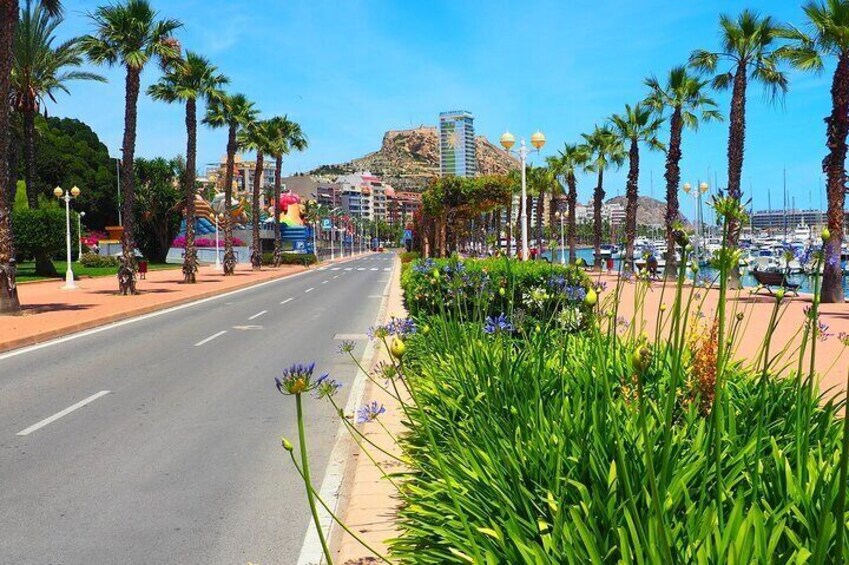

11,208,69,261
80,252,119,268
400,251,420,264
402,256,594,331
261,252,317,266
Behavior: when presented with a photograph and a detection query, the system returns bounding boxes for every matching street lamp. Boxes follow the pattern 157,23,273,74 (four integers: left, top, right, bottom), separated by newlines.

682,181,709,264
554,210,566,264
77,211,86,261
213,212,224,271
501,130,546,260
54,185,81,289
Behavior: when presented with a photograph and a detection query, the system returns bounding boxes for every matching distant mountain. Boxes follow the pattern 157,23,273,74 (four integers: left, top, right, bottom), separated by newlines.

605,195,688,226
308,126,519,192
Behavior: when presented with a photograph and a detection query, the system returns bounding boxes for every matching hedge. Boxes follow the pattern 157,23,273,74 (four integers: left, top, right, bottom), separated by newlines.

11,208,70,261
260,252,318,266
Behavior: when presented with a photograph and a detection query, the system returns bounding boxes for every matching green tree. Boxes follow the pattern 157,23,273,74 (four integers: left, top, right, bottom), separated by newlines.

610,103,665,272
582,126,625,269
237,118,271,270
265,115,307,265
134,156,182,262
80,0,181,295
203,92,257,275
13,1,104,209
690,10,788,287
553,143,590,263
645,66,722,277
148,51,227,283
12,206,67,262
780,0,849,303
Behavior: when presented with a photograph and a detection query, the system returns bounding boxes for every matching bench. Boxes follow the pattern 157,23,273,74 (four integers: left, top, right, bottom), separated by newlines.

751,269,800,297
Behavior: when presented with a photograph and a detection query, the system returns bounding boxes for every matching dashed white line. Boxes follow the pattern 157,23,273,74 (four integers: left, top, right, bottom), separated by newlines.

280,298,293,305
344,268,353,271
248,310,267,320
357,268,366,271
370,268,379,271
321,280,328,284
17,390,111,436
383,268,391,271
195,330,227,346
331,268,340,271
333,275,339,279
305,287,314,293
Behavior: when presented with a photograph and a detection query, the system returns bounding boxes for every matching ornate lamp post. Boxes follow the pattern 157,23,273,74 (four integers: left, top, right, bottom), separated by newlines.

500,130,546,260
554,210,566,264
78,211,86,261
214,212,224,271
54,185,81,290
682,181,709,264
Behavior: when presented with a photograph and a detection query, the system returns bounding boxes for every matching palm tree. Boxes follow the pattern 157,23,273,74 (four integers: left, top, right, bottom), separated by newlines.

0,0,62,315
555,143,590,264
80,0,181,295
645,66,722,277
582,126,625,270
204,93,256,275
149,51,227,283
13,2,105,209
610,103,665,272
690,10,788,287
780,1,849,303
237,118,271,270
265,115,307,265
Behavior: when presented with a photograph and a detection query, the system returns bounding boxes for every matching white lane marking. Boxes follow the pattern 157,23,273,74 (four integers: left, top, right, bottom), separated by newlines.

333,276,339,279
318,267,328,271
305,287,314,293
195,330,227,346
344,268,353,271
0,267,317,362
17,390,111,436
331,268,340,271
383,268,391,271
370,268,379,271
321,280,328,284
248,310,267,320
280,298,293,305
357,268,366,271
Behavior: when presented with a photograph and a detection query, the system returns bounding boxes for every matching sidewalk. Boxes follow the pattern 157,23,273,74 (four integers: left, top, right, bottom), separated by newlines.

335,257,407,565
0,256,363,354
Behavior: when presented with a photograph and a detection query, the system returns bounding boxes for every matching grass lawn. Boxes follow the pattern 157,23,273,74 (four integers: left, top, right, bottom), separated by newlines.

16,260,180,283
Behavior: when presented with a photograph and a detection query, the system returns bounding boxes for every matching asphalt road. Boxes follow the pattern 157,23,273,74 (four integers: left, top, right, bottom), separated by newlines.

0,252,394,565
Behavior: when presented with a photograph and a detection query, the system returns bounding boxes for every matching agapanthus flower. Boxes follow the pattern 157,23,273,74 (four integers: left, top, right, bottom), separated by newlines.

276,362,324,395
314,374,342,399
563,285,587,302
356,401,386,424
484,313,513,335
384,317,417,337
817,320,832,342
557,307,584,332
373,361,399,381
338,340,356,354
838,332,849,347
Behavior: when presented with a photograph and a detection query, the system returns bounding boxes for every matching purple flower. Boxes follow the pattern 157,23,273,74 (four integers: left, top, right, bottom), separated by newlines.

817,320,832,342
276,362,319,395
484,313,513,335
356,401,386,424
314,374,342,399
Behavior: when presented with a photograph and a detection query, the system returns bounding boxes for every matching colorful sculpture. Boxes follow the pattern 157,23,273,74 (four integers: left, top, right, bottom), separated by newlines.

278,192,305,226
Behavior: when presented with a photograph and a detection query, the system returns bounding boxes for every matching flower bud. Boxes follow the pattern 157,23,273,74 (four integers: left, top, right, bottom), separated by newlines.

736,312,744,322
822,228,831,242
775,288,785,301
584,288,598,307
632,344,651,374
660,303,667,312
389,336,406,359
498,287,506,297
422,324,431,336
690,262,699,274
282,438,294,452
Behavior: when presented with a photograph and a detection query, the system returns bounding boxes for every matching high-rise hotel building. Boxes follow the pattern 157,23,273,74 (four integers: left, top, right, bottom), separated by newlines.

439,110,477,178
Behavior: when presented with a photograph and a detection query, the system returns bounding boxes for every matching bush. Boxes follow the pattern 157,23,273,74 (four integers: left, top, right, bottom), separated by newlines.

260,252,317,266
79,253,120,268
11,208,68,261
401,256,594,331
399,251,420,264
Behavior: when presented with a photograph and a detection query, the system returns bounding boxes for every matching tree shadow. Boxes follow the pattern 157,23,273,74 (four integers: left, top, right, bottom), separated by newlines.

21,303,94,315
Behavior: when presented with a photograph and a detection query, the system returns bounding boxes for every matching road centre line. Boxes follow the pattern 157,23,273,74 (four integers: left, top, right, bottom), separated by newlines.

305,287,314,293
17,390,111,436
280,298,294,305
195,330,227,346
322,280,328,284
248,310,267,320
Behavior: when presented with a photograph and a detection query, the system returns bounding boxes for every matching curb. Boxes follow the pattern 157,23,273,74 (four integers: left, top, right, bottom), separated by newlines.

0,254,370,356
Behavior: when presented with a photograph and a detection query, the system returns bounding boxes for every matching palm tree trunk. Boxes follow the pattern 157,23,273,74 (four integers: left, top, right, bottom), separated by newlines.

822,54,849,303
726,64,748,289
567,176,578,264
664,107,683,278
273,154,282,266
182,98,198,283
0,0,21,314
593,169,605,270
624,138,640,273
223,124,237,275
117,65,141,295
23,108,38,208
251,152,263,270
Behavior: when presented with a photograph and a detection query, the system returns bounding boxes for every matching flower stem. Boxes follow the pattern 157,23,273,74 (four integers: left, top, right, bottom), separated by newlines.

296,393,334,565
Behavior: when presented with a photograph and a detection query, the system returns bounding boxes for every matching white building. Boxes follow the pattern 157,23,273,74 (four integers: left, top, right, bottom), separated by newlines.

335,171,388,222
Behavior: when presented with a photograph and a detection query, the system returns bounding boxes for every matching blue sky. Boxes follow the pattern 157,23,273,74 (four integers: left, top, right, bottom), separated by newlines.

53,1,836,217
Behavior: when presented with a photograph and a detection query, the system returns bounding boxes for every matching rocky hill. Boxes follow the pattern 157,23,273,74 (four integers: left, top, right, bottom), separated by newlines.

309,126,519,192
605,195,687,226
